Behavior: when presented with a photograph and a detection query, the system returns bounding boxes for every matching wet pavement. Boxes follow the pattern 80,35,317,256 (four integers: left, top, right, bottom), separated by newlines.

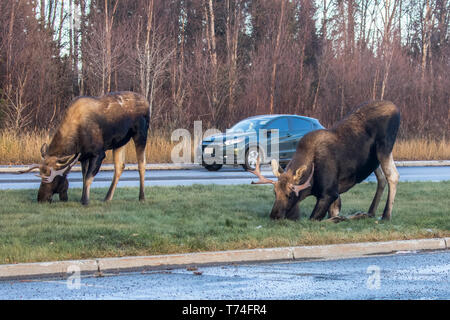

0,250,448,300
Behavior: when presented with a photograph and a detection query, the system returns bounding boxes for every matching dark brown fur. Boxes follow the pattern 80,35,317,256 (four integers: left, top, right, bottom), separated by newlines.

37,175,69,203
270,100,400,221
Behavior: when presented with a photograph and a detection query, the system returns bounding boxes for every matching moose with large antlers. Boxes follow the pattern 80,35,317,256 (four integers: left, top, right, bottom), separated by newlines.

249,100,400,222
19,92,150,205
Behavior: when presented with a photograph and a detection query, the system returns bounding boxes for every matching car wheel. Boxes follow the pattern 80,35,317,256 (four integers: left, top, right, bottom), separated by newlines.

243,147,263,171
203,163,223,171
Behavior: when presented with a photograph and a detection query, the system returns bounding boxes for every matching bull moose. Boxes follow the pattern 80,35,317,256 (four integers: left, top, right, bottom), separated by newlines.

19,91,150,205
249,100,400,221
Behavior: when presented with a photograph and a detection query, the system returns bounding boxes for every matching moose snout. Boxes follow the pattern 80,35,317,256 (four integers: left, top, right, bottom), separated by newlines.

37,190,53,203
270,200,300,220
270,203,286,220
37,175,69,203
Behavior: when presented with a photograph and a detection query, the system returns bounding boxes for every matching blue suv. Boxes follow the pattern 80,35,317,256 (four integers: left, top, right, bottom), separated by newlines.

200,114,324,171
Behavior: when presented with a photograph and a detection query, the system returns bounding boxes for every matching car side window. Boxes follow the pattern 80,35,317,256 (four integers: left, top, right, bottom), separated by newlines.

265,118,289,131
289,118,312,131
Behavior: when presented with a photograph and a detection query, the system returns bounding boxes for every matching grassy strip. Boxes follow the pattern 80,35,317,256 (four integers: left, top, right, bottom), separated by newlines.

0,181,449,264
0,130,449,164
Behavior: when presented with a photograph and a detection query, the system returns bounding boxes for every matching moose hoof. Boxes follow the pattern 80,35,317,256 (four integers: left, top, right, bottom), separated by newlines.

326,216,348,223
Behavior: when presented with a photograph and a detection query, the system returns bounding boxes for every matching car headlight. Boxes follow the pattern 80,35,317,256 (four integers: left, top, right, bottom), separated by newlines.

224,137,245,146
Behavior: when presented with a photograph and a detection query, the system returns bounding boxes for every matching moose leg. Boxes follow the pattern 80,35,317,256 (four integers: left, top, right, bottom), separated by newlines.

133,138,147,202
379,153,399,220
328,196,341,218
310,193,338,221
81,159,90,205
345,167,387,221
325,196,349,223
368,167,387,217
104,146,125,201
81,152,106,205
57,177,69,202
59,186,68,202
59,191,68,202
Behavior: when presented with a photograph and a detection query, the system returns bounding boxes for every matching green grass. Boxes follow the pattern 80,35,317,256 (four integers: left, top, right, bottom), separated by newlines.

0,182,449,264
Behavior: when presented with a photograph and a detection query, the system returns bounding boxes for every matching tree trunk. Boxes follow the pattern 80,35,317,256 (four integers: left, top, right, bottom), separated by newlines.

204,0,218,123
79,0,86,95
139,0,154,100
104,0,119,94
226,0,240,120
421,0,432,96
269,0,285,114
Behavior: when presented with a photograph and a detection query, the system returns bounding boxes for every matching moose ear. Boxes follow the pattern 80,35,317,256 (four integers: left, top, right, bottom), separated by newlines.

293,165,307,184
40,143,48,159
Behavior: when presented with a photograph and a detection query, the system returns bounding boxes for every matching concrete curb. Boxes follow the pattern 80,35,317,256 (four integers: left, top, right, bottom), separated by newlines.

394,160,450,167
1,160,449,173
0,238,447,280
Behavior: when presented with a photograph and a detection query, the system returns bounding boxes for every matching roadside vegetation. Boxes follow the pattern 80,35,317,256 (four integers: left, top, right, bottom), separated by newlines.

0,130,176,165
0,130,449,165
0,182,448,264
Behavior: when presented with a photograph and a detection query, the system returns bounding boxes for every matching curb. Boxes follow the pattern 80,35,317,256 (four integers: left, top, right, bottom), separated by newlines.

0,238,447,281
394,160,450,167
1,160,449,173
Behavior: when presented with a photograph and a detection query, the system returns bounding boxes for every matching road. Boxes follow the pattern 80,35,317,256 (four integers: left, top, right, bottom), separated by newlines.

0,250,448,299
0,165,449,190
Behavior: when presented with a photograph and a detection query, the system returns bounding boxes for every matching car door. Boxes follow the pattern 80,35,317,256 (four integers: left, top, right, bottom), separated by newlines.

287,117,313,158
264,117,290,161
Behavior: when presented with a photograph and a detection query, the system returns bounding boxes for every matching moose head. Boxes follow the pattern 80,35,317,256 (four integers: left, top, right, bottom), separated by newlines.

18,143,80,202
248,157,314,220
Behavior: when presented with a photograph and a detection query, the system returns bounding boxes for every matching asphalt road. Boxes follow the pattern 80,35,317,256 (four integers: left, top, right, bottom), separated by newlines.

0,250,448,300
0,165,449,190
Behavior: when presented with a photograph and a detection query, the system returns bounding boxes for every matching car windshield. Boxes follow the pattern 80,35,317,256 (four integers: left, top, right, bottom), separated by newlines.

228,119,270,133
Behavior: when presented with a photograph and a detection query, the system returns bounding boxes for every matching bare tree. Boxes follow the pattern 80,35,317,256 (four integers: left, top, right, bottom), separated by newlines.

104,0,119,93
2,71,33,131
225,0,242,118
0,0,449,141
269,0,286,114
203,0,220,122
135,22,173,118
170,1,188,127
379,0,400,100
420,0,433,95
83,0,123,95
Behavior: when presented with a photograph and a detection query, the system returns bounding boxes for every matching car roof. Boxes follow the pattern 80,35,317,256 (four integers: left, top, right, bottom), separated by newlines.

241,114,319,122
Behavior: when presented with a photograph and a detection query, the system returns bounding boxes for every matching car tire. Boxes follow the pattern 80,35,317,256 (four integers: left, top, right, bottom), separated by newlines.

242,147,263,171
203,163,223,171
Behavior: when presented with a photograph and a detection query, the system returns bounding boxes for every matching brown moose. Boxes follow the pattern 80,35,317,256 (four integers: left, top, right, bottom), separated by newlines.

249,100,400,222
19,92,150,205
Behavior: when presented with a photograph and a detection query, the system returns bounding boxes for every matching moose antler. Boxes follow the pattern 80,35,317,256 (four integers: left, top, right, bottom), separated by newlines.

248,156,276,185
38,153,80,183
17,164,41,174
288,163,314,196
